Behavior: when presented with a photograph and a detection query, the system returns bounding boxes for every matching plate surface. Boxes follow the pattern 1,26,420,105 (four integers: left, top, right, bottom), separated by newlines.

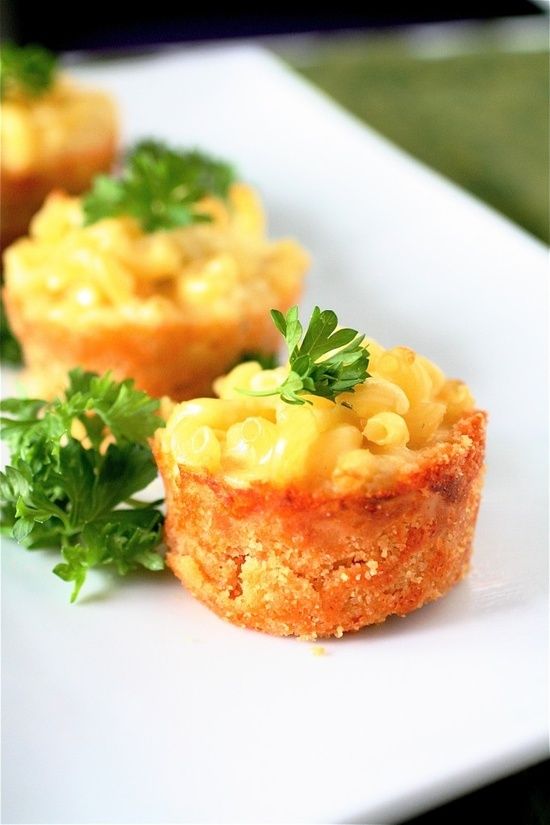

1,45,547,825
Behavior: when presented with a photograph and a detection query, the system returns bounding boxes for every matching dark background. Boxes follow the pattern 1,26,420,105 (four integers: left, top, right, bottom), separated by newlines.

1,1,545,51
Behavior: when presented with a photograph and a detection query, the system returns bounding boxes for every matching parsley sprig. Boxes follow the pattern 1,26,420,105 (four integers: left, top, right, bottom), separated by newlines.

0,369,165,602
0,43,57,100
241,306,370,405
83,140,236,233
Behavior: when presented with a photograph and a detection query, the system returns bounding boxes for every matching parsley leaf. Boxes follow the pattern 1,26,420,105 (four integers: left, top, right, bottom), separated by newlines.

83,139,236,233
0,369,165,601
0,43,57,99
234,351,279,370
240,306,370,405
0,297,22,365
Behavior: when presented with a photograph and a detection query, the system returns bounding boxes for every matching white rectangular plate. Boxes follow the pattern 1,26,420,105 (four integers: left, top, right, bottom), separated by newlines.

2,45,547,825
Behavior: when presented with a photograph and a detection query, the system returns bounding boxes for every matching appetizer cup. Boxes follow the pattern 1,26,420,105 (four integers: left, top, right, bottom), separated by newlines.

3,147,309,400
1,45,117,249
154,316,487,638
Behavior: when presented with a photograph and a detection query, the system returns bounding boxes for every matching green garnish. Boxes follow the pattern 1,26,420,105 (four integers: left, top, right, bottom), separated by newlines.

0,43,57,99
0,297,22,366
240,306,370,405
235,351,279,371
83,139,236,233
0,369,165,602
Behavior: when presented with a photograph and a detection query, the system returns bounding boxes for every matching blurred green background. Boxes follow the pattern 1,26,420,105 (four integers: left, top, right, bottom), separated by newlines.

280,29,549,243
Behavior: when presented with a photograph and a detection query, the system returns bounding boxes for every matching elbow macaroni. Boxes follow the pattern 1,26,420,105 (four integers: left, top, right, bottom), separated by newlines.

161,338,477,490
364,411,409,448
3,184,309,325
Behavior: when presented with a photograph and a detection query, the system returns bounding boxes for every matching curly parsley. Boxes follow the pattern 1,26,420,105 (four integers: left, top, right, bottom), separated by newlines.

240,306,370,405
0,43,57,99
0,369,165,602
83,139,236,233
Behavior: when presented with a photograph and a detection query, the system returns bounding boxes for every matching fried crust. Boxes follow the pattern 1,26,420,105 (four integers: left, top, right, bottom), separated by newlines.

154,410,487,638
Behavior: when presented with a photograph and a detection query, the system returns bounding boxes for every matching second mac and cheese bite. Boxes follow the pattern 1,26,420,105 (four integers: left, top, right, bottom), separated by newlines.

155,306,487,638
3,142,309,399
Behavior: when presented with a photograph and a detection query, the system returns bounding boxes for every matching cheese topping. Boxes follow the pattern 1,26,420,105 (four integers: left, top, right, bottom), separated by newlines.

161,342,475,491
4,185,309,324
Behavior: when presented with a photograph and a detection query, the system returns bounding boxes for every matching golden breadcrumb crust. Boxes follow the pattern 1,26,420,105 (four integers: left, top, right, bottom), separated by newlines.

0,137,116,251
3,290,300,401
154,410,487,638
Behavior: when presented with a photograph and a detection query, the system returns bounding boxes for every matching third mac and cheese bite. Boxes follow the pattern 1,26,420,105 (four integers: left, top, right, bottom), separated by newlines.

0,43,117,249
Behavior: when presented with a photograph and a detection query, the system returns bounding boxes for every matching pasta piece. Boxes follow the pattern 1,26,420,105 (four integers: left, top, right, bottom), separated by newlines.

417,354,446,395
332,448,377,492
213,361,263,399
375,347,432,405
224,417,278,471
270,406,320,485
249,367,289,394
405,402,446,448
339,377,409,419
170,398,253,432
439,380,475,424
171,424,221,471
305,423,364,479
363,337,385,370
364,411,409,448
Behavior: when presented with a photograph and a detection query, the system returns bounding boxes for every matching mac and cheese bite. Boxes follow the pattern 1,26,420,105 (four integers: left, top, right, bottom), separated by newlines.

154,313,486,638
0,44,117,249
3,162,308,400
